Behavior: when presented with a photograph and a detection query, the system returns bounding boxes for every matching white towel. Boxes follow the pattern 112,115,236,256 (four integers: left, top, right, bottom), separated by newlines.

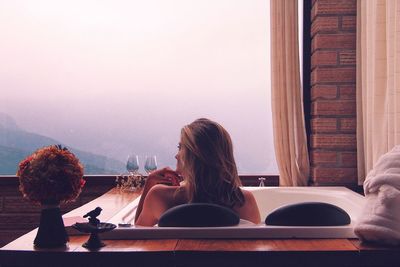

354,145,400,245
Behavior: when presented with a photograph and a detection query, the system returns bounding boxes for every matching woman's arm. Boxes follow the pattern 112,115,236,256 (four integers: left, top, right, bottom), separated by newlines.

134,168,180,224
134,186,162,226
237,190,261,224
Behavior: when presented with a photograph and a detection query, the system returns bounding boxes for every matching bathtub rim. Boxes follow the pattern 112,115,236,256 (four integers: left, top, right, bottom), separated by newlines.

88,186,365,239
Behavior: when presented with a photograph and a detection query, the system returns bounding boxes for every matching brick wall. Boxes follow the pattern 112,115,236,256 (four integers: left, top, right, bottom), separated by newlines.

309,0,357,186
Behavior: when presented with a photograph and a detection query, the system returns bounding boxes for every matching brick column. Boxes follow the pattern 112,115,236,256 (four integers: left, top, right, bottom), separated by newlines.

309,0,357,186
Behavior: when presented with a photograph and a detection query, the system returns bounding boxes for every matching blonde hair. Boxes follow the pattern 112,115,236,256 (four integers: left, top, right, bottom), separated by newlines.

179,118,244,208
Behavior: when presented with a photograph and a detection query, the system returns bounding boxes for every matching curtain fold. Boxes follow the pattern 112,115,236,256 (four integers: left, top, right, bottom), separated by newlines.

357,0,400,183
270,0,309,186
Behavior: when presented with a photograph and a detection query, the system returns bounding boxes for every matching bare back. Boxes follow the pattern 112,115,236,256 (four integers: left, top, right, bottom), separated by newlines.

135,185,260,226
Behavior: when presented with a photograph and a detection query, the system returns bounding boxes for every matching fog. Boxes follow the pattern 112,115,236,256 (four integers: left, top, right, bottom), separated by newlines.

0,0,277,174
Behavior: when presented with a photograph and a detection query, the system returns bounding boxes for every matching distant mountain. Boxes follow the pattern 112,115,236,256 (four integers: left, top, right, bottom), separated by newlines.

0,112,19,131
0,145,29,174
0,114,125,175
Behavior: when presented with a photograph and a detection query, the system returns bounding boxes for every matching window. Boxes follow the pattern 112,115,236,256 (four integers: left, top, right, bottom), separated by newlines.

0,0,277,175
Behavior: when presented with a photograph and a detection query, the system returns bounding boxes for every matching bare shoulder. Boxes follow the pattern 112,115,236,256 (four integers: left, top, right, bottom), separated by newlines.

241,188,255,197
147,184,179,201
146,184,186,207
147,184,177,194
241,188,258,204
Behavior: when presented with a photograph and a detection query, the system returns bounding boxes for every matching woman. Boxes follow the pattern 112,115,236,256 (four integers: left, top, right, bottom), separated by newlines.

134,118,261,226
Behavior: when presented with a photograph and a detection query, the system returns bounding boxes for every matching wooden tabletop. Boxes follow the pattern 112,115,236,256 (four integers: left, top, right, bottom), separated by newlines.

1,188,399,267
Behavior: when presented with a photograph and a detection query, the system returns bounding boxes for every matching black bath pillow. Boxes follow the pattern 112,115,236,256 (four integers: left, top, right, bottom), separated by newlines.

265,202,351,226
158,203,240,227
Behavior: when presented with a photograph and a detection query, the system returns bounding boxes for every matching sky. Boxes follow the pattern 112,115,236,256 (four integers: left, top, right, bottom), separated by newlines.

0,0,277,174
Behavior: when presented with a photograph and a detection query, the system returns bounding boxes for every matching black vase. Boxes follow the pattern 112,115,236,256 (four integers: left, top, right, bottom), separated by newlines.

34,206,68,248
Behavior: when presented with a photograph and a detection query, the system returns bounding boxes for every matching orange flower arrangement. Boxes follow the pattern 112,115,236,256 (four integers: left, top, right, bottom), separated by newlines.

17,145,85,205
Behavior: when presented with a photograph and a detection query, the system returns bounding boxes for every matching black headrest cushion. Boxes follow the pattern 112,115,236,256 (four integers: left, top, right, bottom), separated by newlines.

158,203,240,227
265,202,351,226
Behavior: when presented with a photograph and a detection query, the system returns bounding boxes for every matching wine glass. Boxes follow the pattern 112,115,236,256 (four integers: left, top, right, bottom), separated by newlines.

144,156,157,174
126,155,139,174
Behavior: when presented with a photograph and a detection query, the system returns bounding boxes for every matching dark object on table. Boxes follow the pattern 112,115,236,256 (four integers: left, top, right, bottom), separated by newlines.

158,203,240,227
265,202,351,226
83,207,102,225
72,222,116,249
72,206,116,249
34,207,68,248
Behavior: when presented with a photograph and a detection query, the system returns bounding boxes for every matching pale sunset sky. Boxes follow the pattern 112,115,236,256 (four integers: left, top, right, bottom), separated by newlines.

0,0,278,174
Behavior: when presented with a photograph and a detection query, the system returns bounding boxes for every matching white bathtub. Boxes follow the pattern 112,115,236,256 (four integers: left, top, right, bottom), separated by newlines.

102,186,365,239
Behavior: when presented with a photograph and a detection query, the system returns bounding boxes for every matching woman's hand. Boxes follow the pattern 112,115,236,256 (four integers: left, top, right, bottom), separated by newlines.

145,168,181,187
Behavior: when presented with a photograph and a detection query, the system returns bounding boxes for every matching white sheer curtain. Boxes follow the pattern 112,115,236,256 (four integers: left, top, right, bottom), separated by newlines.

270,0,309,186
357,0,400,183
